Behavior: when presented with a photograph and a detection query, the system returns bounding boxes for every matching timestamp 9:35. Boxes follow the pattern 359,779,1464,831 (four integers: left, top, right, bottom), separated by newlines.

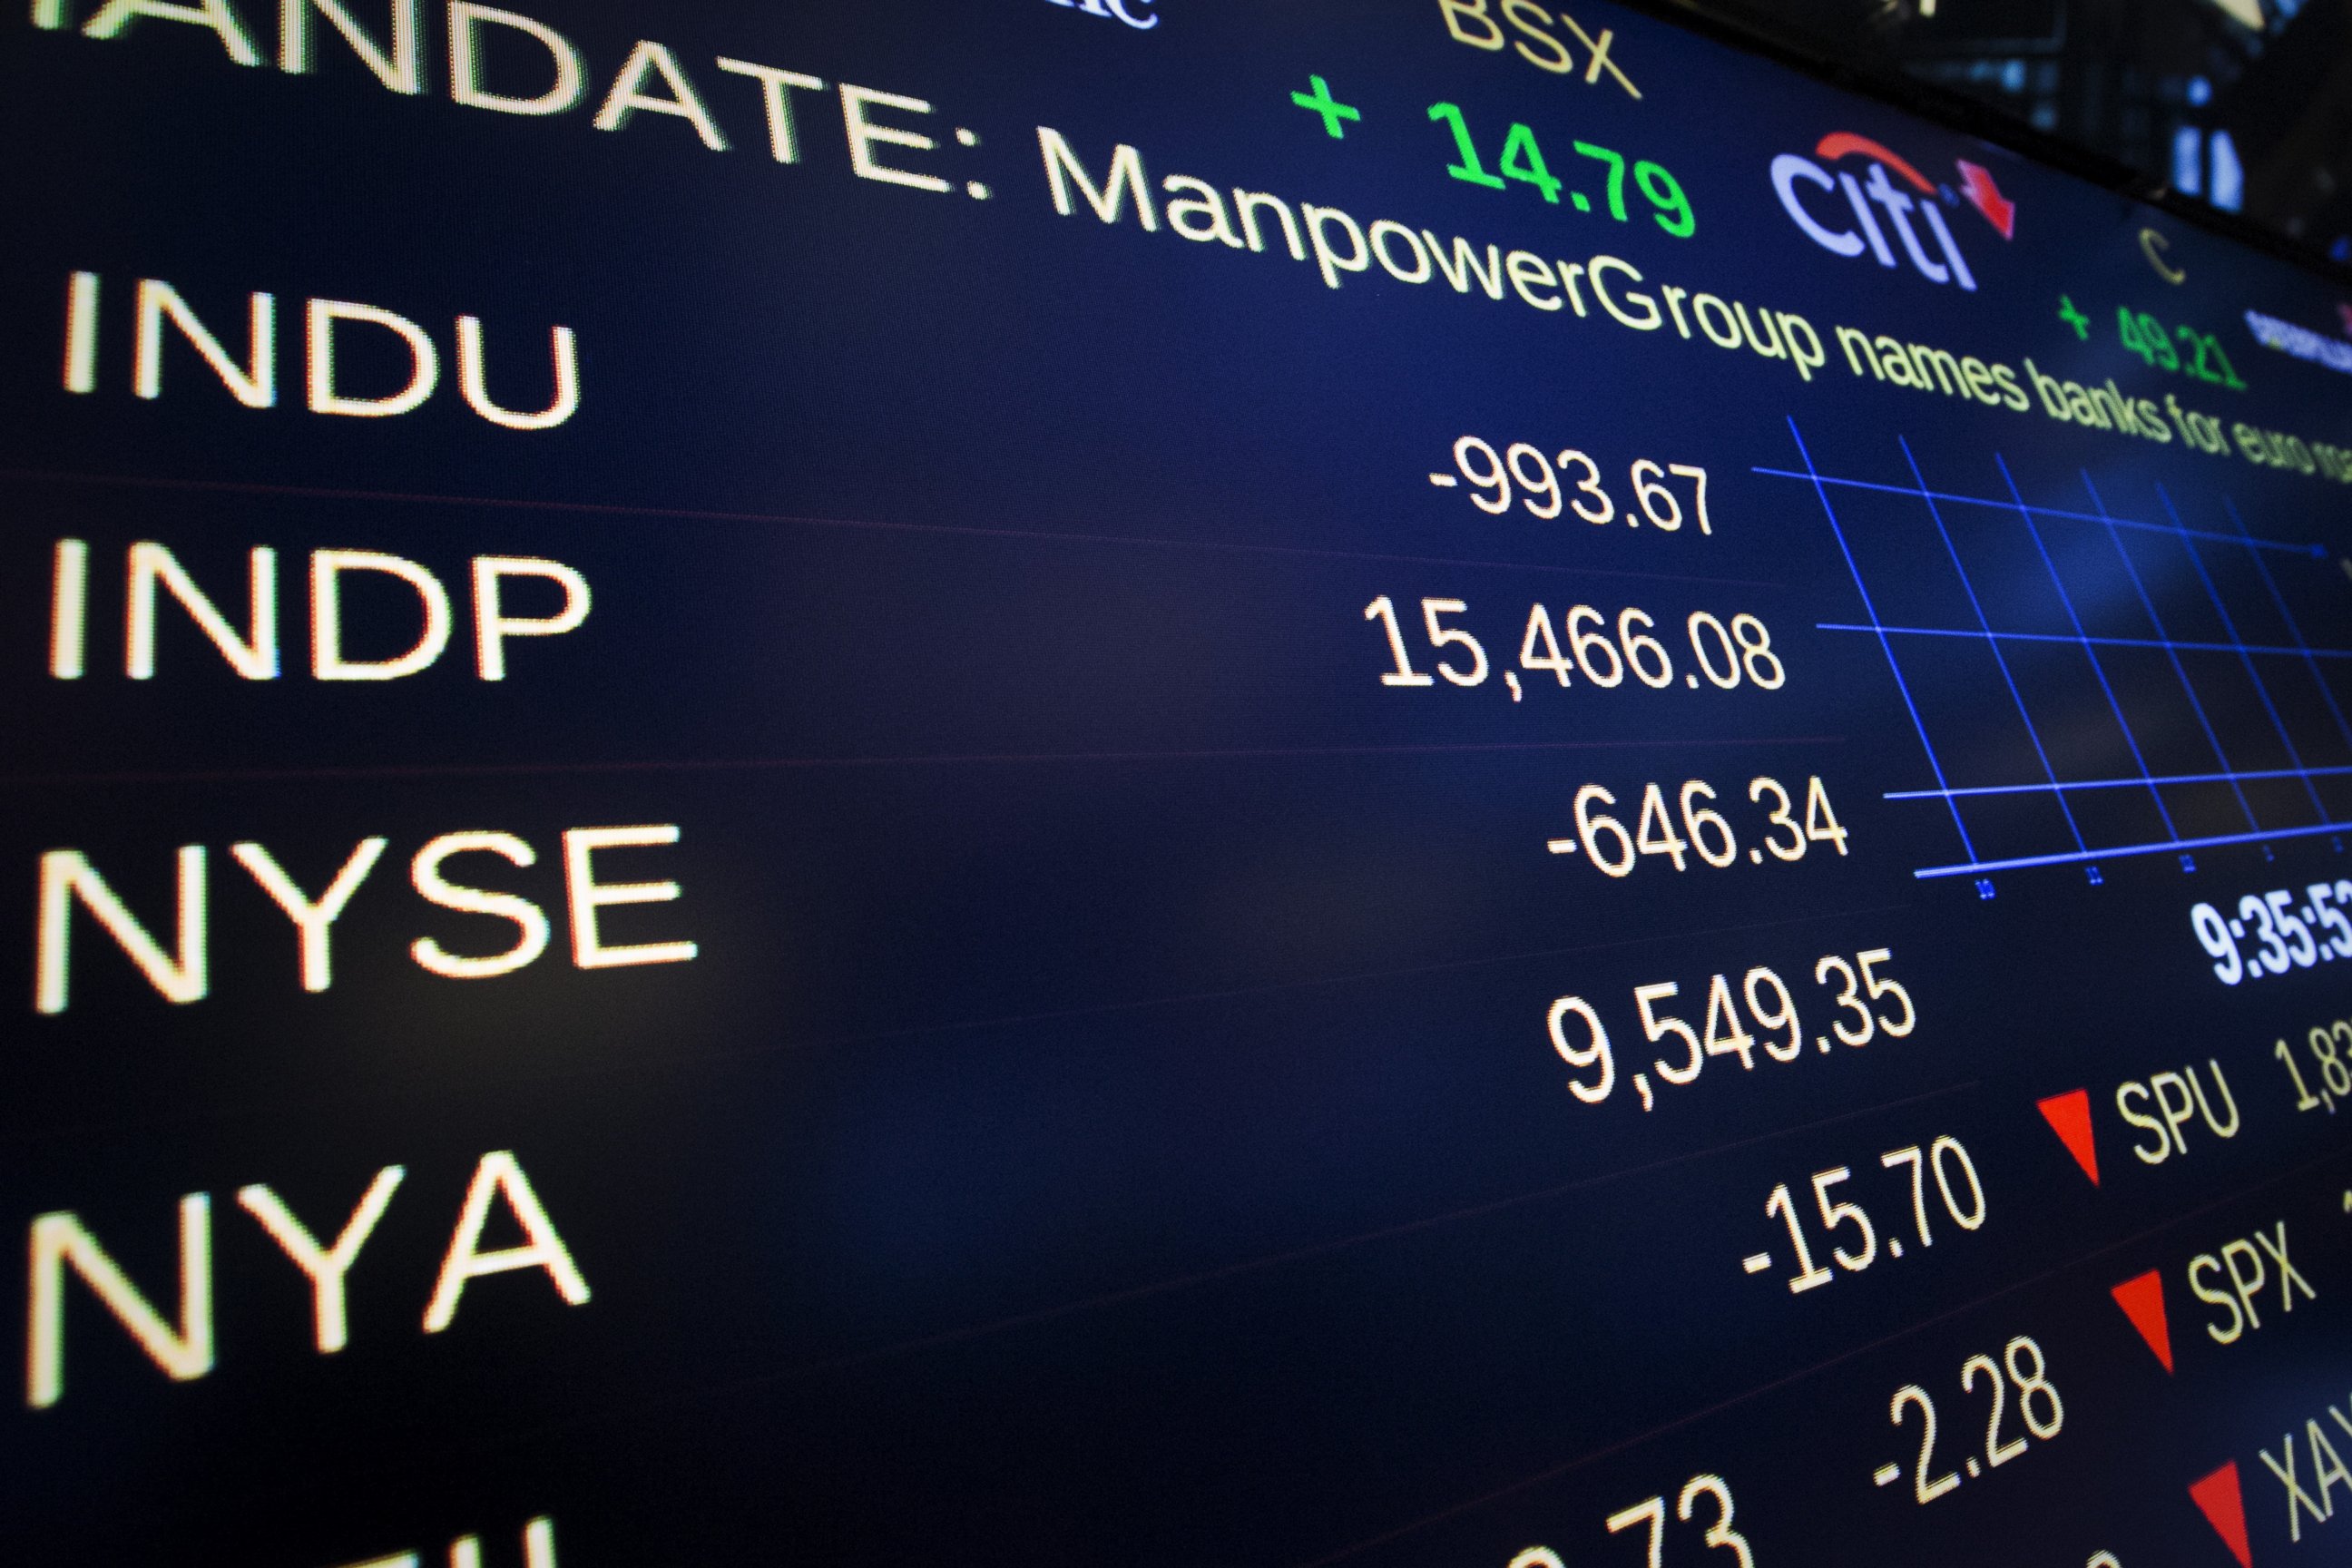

2190,882,2352,985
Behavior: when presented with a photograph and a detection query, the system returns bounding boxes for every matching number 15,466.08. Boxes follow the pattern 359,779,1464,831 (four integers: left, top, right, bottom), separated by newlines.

1364,596,1783,698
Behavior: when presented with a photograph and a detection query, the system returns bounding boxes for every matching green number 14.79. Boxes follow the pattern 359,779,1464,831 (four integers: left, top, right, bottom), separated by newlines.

1426,103,1693,237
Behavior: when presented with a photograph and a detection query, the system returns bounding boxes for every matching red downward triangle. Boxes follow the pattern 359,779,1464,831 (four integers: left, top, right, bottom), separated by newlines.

2037,1090,2100,1185
2190,1461,2253,1568
1956,159,2018,240
2111,1269,2174,1372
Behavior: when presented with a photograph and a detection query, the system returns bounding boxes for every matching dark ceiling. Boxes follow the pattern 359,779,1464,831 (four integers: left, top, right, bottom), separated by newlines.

1673,0,2352,271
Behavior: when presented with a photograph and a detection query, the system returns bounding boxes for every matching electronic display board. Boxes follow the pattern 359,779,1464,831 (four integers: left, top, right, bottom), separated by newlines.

4,1,2352,1563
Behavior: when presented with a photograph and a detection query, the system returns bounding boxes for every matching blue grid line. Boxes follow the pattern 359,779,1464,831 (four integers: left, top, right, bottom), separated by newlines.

2224,494,2352,756
1785,420,1975,862
1913,818,2352,880
2082,473,2260,831
1899,436,2087,853
1776,433,2352,879
1886,760,2352,800
2157,482,2329,819
1997,452,2176,839
1813,622,2352,661
1751,466,2323,555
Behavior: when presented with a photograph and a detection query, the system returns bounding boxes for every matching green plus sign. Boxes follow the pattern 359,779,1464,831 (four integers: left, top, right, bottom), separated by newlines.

2057,294,2090,339
1290,74,1360,139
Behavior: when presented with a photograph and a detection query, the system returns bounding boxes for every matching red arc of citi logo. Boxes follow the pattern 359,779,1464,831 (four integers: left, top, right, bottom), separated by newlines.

1772,132,2015,290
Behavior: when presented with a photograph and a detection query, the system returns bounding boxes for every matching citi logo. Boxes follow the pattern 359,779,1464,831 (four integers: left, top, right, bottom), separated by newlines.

1771,134,2015,291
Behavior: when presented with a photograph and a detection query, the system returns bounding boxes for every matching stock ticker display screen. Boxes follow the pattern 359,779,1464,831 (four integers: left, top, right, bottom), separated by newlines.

7,0,2352,1563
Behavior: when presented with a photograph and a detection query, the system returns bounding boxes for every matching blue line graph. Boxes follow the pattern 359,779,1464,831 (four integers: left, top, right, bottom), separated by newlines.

1768,420,2352,882
1811,623,2352,661
1782,422,1978,862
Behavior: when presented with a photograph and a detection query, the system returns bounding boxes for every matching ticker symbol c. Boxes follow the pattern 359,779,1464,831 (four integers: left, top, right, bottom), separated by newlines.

2141,228,2187,284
